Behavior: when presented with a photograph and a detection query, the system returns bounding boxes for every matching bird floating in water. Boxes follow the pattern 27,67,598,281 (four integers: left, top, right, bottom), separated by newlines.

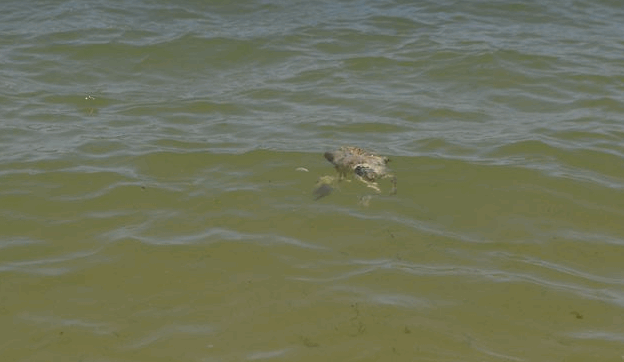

313,146,397,200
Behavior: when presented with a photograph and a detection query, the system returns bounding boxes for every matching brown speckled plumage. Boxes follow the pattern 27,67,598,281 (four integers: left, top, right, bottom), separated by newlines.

323,146,397,194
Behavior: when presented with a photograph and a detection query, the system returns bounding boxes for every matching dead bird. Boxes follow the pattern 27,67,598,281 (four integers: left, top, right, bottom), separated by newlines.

314,146,397,199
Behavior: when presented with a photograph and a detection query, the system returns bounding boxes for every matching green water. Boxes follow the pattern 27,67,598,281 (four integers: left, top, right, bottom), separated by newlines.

1,0,624,361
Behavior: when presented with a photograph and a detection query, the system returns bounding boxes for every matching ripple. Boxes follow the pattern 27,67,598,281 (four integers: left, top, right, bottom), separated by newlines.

108,225,327,250
19,313,116,336
0,236,44,250
247,349,291,360
0,248,103,276
123,324,217,350
568,331,624,343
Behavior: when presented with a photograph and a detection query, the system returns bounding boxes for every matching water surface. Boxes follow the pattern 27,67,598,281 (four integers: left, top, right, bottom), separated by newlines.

1,0,624,361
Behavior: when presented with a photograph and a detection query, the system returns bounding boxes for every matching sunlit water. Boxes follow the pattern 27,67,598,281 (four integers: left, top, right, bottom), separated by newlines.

1,0,623,361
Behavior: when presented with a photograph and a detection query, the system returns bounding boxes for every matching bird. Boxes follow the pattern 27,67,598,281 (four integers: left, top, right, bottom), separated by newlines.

313,146,397,200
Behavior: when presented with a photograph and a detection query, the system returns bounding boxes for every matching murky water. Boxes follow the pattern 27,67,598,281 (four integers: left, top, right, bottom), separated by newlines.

1,0,623,361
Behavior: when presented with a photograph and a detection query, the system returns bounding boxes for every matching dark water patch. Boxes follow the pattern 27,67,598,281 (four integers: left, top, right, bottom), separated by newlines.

76,140,130,158
342,55,419,73
367,15,429,35
116,99,249,118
